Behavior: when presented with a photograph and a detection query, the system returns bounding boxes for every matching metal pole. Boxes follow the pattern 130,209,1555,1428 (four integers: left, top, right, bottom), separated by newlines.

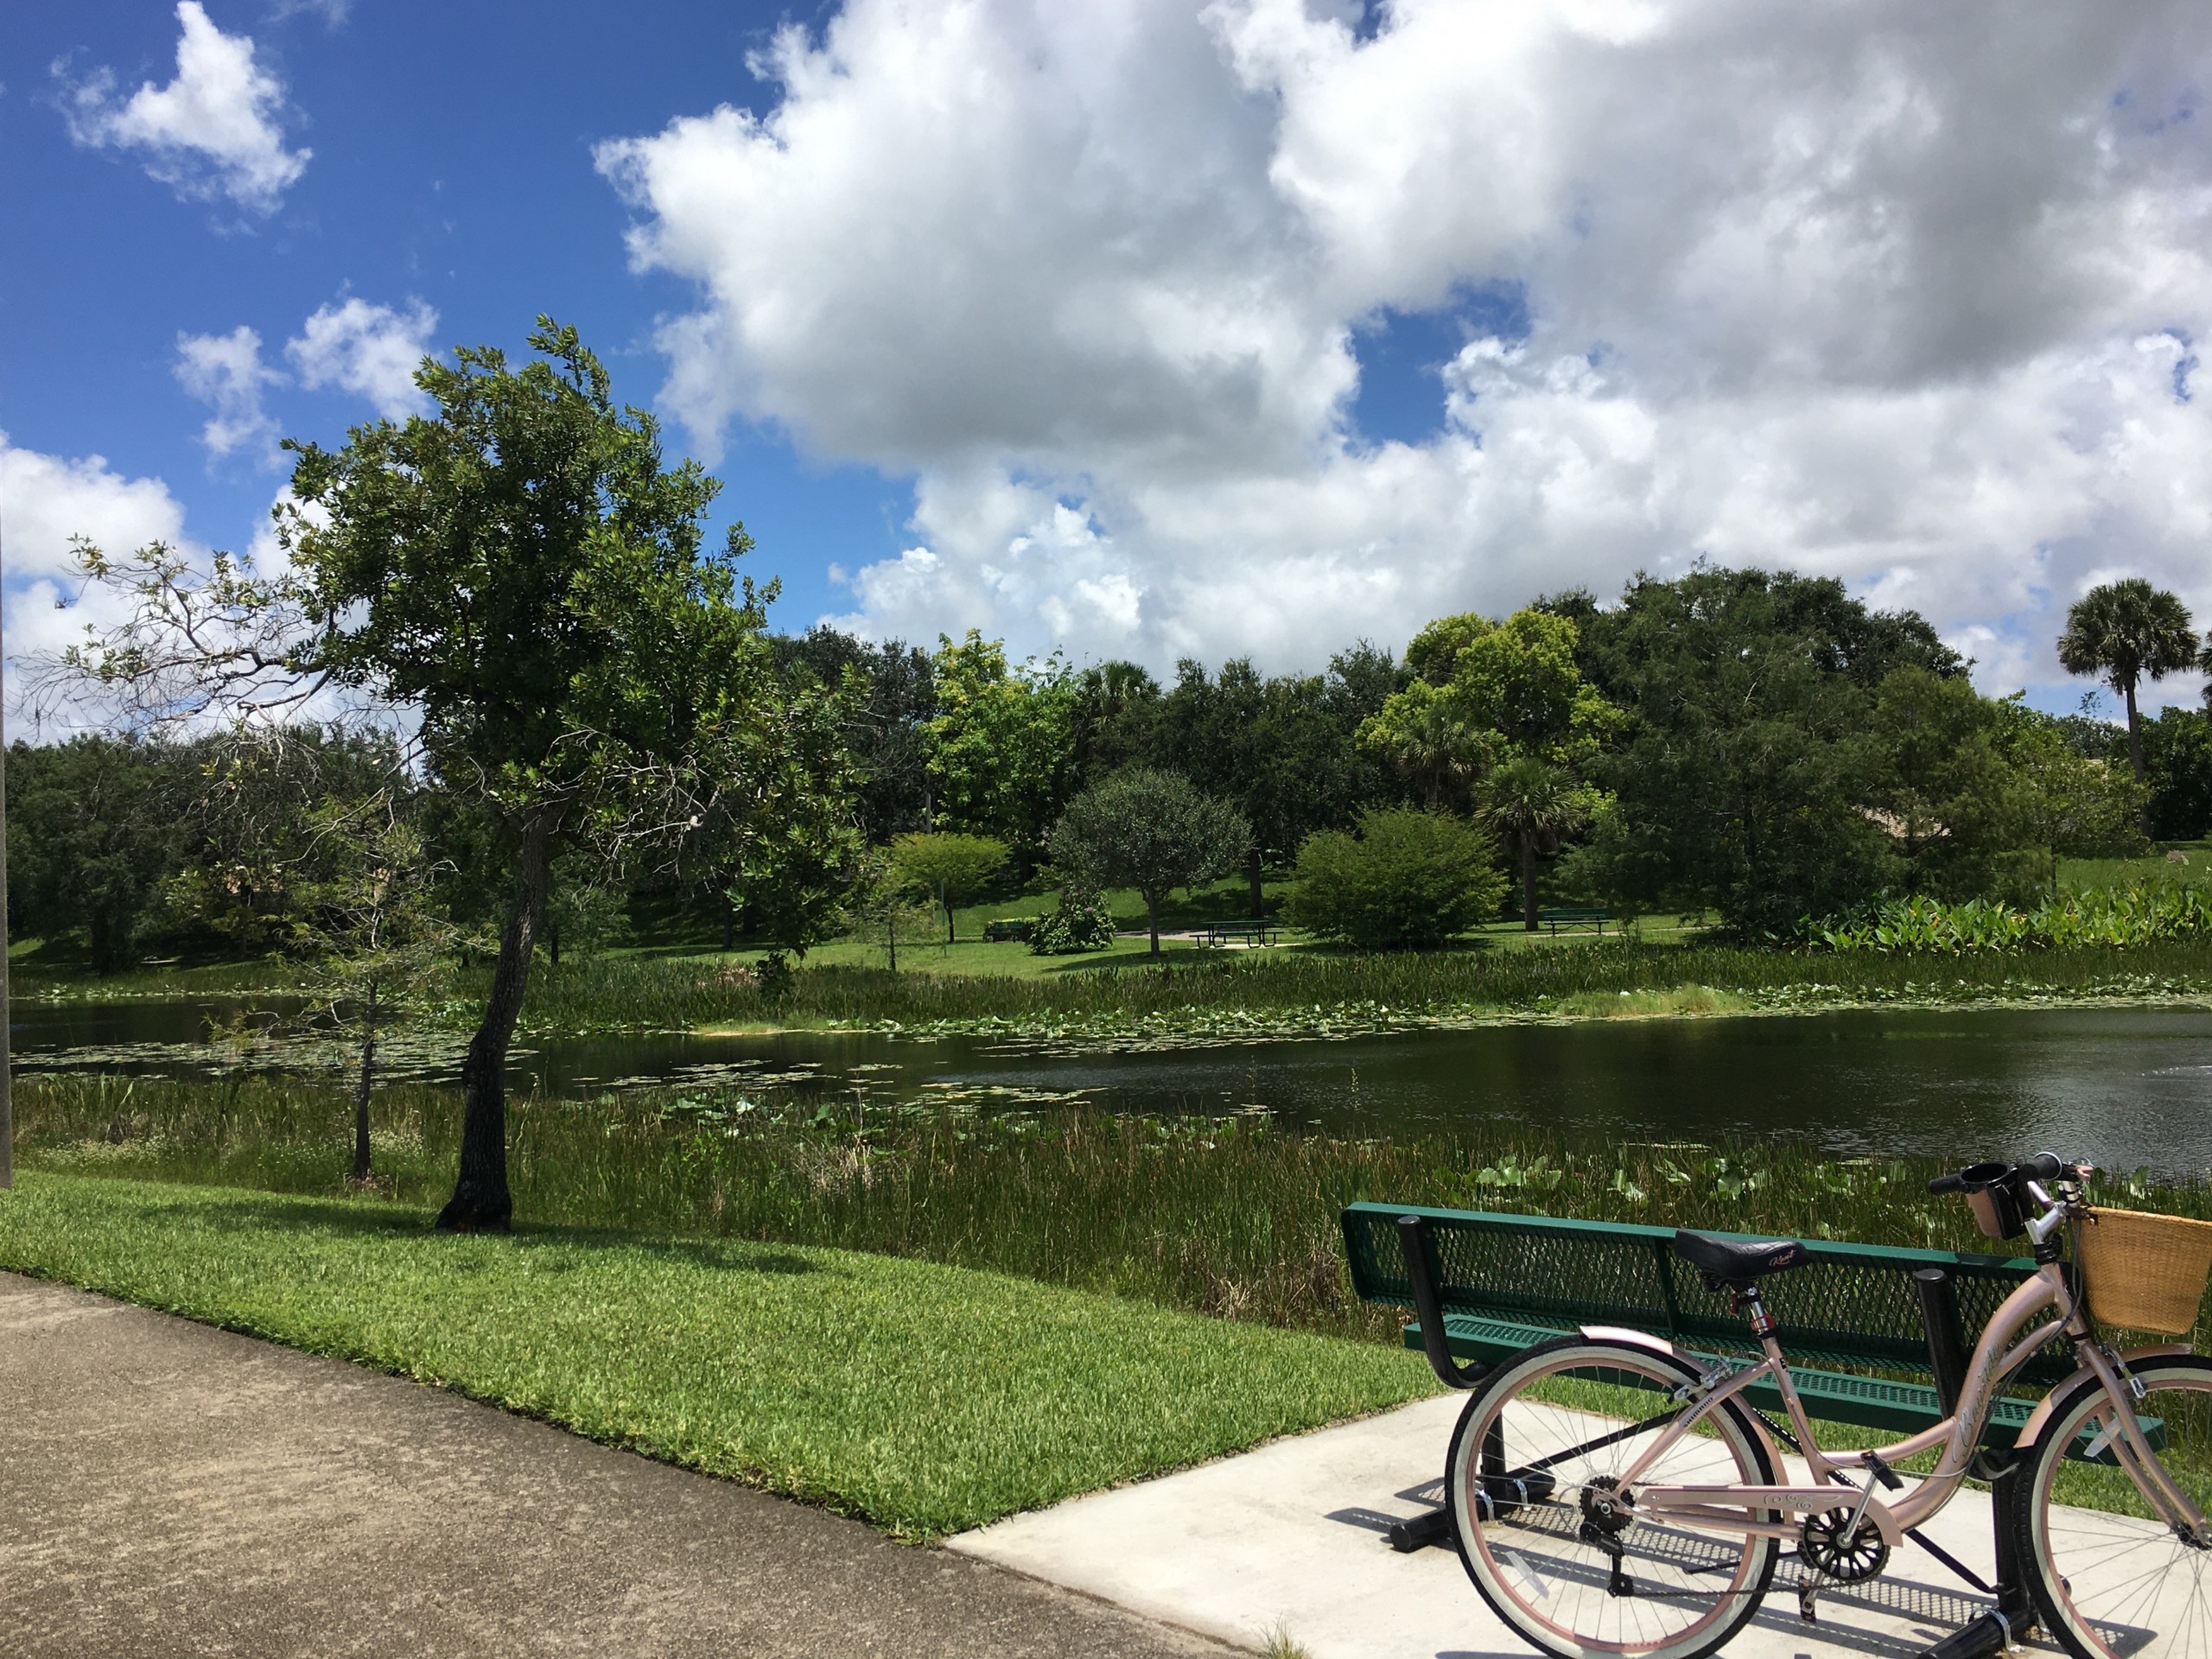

1,487,11,1189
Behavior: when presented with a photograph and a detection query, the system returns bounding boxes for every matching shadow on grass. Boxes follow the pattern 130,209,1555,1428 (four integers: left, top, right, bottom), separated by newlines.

111,1186,830,1279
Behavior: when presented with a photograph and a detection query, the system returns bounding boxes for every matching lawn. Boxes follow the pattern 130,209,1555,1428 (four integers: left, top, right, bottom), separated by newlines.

2059,839,2212,893
0,1172,1433,1539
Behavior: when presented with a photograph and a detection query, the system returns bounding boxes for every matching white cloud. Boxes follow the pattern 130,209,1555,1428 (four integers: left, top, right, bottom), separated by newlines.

175,325,283,464
0,438,370,736
285,297,437,419
270,0,350,26
0,436,193,580
0,436,197,732
602,0,2212,695
62,1,311,214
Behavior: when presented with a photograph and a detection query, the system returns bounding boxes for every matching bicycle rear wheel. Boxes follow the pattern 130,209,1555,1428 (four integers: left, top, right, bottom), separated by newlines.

2019,1353,2212,1659
1447,1337,1782,1659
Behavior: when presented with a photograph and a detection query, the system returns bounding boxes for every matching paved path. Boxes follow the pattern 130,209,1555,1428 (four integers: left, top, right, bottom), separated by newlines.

954,1393,2069,1659
0,1272,1233,1658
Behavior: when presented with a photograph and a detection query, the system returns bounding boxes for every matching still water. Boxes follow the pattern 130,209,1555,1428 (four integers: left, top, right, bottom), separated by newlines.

15,1000,2212,1177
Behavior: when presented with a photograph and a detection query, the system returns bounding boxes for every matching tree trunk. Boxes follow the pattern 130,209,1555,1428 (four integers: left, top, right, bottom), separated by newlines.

2125,677,2149,833
1146,893,1161,956
886,908,898,972
548,919,560,967
1520,836,1540,931
1247,848,1265,918
436,817,549,1232
941,880,954,944
353,977,378,1185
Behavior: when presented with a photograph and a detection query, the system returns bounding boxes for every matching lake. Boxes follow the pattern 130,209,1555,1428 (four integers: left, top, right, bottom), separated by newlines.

14,1000,2212,1177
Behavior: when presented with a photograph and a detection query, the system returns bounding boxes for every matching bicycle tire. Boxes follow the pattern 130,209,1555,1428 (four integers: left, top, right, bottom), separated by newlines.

1446,1336,1783,1659
2016,1352,2212,1659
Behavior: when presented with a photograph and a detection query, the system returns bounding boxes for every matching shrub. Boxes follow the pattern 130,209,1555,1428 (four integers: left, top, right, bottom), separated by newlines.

1287,807,1507,949
1029,885,1116,955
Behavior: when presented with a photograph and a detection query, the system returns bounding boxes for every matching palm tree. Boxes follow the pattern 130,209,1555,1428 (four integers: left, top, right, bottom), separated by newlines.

2056,579,2198,787
1478,756,1592,931
1362,683,1489,810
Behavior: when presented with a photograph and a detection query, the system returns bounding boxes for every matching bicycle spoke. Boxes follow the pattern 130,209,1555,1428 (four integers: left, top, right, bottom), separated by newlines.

1451,1340,1779,1659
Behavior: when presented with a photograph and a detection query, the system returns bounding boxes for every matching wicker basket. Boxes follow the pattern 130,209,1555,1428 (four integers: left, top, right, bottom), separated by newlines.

2078,1207,2212,1336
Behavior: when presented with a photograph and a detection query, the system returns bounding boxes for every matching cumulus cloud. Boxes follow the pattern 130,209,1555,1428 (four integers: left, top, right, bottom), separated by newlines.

285,297,437,419
175,324,283,464
0,435,198,730
62,1,311,214
601,0,2212,697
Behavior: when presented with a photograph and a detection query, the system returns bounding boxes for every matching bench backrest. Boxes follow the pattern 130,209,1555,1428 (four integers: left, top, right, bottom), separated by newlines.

1343,1201,2070,1385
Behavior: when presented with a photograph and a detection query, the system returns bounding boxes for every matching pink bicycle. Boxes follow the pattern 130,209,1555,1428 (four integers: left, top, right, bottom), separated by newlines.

1448,1154,2212,1659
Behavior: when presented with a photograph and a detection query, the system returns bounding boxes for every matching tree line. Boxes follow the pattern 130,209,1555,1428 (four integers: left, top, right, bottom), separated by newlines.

26,563,2208,960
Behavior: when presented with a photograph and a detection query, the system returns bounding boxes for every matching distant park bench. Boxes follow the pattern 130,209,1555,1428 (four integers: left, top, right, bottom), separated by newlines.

981,918,1033,943
1339,1201,2077,1580
1198,919,1280,948
1535,906,1611,936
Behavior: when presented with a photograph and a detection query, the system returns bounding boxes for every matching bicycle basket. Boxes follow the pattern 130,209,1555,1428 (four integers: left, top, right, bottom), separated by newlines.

2077,1207,2212,1335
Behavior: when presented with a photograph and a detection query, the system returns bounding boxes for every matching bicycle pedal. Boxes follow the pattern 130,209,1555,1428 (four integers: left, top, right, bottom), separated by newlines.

1797,1582,1820,1623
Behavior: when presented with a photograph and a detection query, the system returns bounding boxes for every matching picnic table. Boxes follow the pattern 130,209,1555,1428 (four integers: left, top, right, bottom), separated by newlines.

1535,906,1610,935
1197,919,1280,947
1341,1201,2078,1627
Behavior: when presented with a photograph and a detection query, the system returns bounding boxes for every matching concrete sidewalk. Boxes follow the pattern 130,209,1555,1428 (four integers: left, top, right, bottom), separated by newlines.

953,1393,2068,1659
0,1271,1233,1658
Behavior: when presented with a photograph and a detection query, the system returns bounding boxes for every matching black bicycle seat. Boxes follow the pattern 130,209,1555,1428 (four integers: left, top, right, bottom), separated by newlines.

1672,1230,1813,1291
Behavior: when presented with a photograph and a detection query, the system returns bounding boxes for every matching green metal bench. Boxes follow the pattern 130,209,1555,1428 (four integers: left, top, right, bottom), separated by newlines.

1198,918,1280,947
981,918,1033,943
1535,906,1611,935
1342,1201,2076,1579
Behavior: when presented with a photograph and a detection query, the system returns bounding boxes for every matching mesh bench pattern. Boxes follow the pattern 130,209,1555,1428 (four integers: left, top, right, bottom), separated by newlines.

1342,1201,2071,1450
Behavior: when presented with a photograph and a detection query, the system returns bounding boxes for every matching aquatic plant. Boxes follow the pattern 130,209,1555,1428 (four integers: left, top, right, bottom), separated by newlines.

17,1072,2209,1344
1807,885,2212,955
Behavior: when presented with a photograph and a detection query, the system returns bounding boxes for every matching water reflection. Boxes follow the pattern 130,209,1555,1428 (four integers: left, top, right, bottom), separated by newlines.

14,1000,2212,1178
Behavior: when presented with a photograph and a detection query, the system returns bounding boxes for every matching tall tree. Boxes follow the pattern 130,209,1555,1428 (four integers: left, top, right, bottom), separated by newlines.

773,627,938,841
38,320,855,1231
2057,578,2197,790
1478,756,1597,930
1558,568,1961,934
924,632,1077,861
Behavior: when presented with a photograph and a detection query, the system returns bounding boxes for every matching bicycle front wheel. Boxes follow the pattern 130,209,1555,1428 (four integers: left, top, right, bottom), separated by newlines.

1447,1337,1782,1659
2019,1352,2212,1659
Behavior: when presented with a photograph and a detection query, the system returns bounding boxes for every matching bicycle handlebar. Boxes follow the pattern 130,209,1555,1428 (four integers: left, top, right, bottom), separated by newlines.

1926,1153,2070,1198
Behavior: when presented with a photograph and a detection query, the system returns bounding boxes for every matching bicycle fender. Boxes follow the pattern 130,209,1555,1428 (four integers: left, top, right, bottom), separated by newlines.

2009,1344,2194,1452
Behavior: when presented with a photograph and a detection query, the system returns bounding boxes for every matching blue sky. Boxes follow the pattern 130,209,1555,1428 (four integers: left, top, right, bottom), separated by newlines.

3,1,922,632
8,3,2212,710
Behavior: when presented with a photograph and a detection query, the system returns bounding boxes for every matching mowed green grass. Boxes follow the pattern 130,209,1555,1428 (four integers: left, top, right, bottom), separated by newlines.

0,1173,1433,1539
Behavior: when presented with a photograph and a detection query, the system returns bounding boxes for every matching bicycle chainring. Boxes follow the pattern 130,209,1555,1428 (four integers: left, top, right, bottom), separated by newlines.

1798,1510,1889,1582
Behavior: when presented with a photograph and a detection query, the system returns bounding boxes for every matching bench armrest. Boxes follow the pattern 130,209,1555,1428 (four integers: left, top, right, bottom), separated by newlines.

1396,1214,1491,1390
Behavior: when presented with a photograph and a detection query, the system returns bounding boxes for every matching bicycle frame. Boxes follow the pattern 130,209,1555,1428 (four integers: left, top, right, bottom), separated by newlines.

1585,1255,2211,1545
